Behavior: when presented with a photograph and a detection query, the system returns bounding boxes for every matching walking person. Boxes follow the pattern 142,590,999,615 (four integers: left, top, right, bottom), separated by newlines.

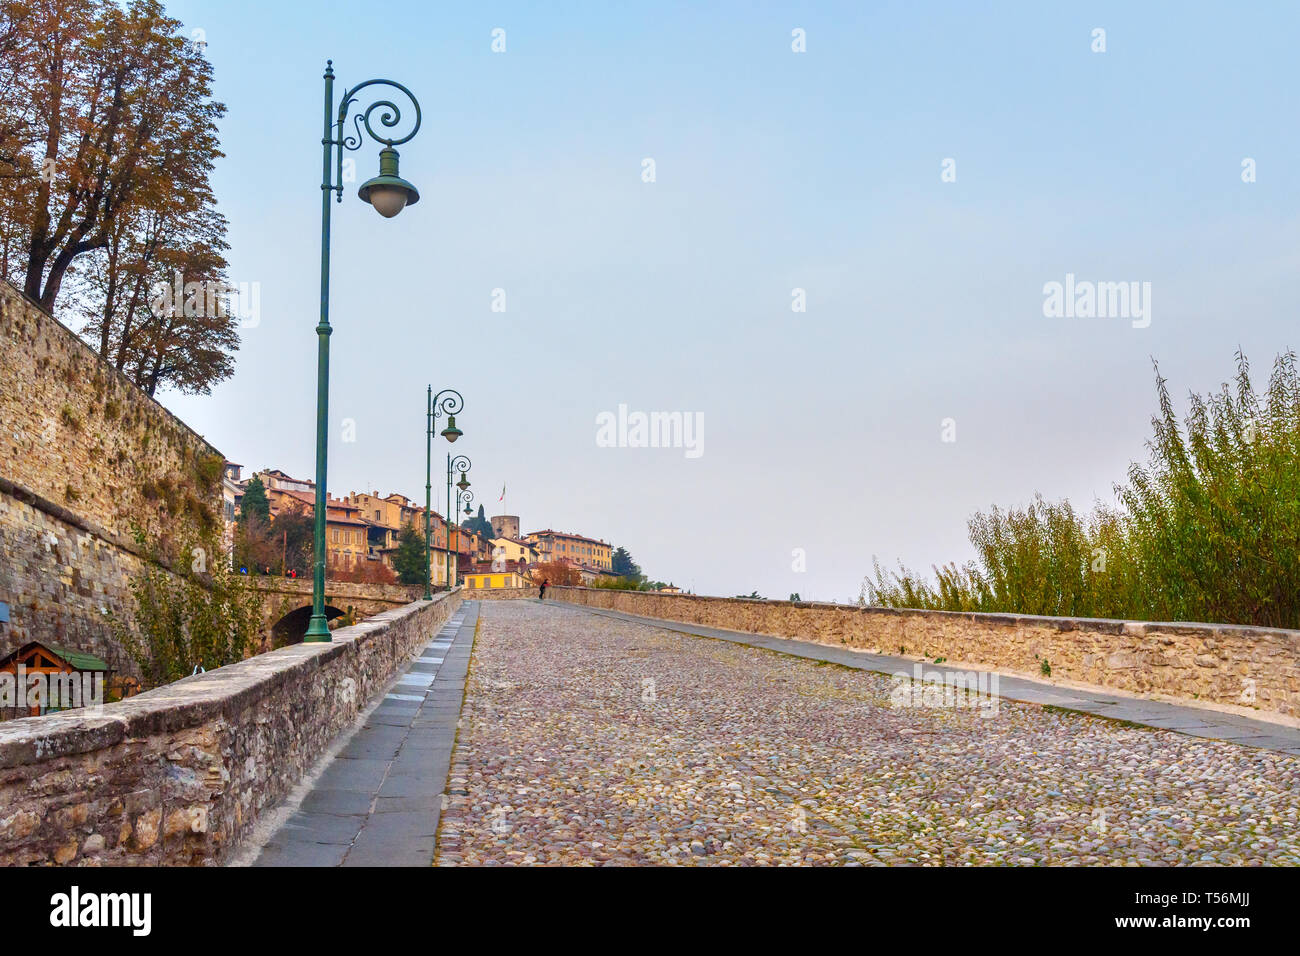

538,580,547,601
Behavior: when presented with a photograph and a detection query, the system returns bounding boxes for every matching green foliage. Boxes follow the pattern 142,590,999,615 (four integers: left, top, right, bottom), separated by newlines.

865,352,1300,628
461,504,494,541
735,590,763,599
240,475,270,525
610,546,641,579
118,532,262,690
392,524,426,587
592,576,642,590
195,453,223,489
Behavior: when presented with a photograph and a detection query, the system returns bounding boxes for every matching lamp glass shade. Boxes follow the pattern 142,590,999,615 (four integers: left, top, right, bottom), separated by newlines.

457,472,470,491
364,184,409,218
440,415,462,442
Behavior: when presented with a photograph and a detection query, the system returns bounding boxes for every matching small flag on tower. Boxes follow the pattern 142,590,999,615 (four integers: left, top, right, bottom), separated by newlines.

499,482,506,502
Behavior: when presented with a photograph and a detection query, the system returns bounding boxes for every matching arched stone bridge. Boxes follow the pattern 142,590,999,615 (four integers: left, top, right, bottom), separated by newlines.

245,577,423,649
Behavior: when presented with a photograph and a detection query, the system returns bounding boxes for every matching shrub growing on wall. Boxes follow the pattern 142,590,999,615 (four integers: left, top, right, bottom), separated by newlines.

118,531,263,688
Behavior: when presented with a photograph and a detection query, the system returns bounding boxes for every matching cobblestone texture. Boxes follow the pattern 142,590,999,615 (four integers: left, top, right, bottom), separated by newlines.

435,602,1300,866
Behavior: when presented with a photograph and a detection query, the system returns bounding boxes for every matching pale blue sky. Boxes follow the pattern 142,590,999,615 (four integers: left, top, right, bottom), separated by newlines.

157,1,1299,600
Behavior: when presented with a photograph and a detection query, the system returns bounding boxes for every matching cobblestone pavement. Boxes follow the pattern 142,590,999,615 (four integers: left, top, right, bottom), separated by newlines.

434,601,1300,866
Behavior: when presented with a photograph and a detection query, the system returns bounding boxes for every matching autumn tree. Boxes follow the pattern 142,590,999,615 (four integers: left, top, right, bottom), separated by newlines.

533,561,580,587
0,0,235,395
274,507,314,577
232,517,277,575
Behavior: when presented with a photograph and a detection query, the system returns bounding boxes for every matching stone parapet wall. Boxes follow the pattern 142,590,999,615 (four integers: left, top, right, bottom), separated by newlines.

547,588,1300,720
473,587,539,601
0,590,461,866
250,577,423,608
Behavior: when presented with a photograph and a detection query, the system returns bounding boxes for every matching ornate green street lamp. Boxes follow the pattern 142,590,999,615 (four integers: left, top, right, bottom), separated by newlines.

425,388,464,600
446,457,471,587
306,61,423,642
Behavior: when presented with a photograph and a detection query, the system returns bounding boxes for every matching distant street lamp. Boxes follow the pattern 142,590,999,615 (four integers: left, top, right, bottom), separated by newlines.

446,457,471,587
306,61,423,642
425,388,464,600
454,488,475,581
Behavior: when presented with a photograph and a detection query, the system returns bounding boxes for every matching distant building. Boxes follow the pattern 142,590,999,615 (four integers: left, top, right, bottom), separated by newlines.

462,557,530,591
262,488,368,569
490,536,538,568
221,461,242,555
256,468,315,494
574,565,621,586
347,491,439,570
490,515,520,539
462,569,529,591
323,498,368,569
525,530,612,571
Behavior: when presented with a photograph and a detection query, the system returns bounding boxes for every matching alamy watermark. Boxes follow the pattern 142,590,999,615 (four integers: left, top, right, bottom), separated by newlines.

1,666,104,714
596,404,703,459
50,886,150,936
1042,273,1151,328
149,270,261,327
889,663,999,717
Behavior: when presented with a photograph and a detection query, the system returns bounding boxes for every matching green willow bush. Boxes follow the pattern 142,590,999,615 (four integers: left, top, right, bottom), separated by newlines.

865,351,1300,628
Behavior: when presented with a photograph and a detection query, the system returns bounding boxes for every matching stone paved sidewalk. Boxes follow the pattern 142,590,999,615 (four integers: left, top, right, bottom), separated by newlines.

250,601,477,867
564,602,1300,756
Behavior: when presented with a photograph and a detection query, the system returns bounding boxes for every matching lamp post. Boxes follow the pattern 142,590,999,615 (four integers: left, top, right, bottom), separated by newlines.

425,388,464,600
306,61,423,642
455,488,474,581
446,456,471,587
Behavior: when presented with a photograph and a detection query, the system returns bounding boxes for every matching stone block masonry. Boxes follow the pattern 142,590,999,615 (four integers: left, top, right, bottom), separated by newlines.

546,588,1300,721
471,587,541,601
0,280,224,670
0,590,461,865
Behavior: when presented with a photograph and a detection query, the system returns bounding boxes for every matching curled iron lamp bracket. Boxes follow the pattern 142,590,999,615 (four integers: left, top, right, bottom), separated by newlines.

431,389,464,422
330,74,423,202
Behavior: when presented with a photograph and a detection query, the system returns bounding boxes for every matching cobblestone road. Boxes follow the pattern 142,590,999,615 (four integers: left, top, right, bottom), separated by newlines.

434,601,1300,866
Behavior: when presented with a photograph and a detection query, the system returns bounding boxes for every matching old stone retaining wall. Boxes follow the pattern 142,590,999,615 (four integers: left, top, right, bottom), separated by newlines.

0,280,223,670
0,590,461,865
547,588,1300,719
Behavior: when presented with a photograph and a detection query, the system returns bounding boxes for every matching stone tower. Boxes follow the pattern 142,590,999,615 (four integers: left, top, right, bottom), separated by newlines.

491,515,520,539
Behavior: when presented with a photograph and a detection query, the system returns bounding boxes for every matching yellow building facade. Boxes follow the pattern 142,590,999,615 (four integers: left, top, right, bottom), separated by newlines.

463,571,528,590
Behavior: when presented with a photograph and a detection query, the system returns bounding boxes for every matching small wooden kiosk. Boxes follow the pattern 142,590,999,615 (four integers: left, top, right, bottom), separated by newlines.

0,641,110,718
